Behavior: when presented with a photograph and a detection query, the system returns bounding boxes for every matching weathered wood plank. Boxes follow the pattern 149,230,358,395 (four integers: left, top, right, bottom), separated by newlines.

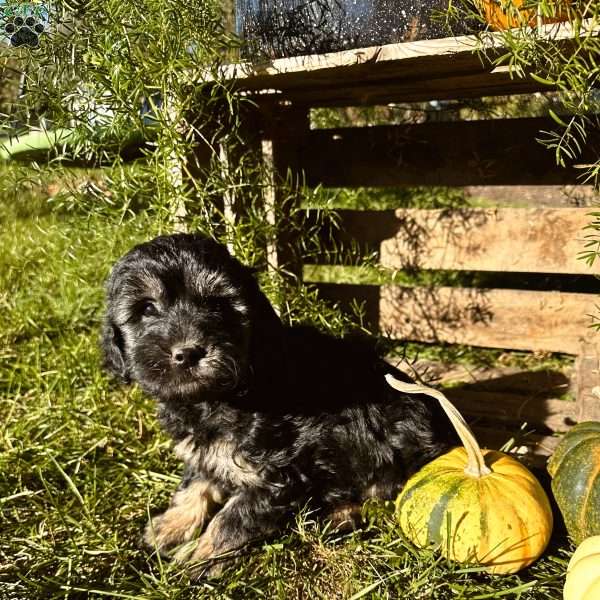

256,106,310,280
313,282,381,330
391,358,574,395
307,207,597,273
464,185,599,208
472,426,560,460
380,208,594,275
224,20,597,107
300,118,597,187
250,67,547,107
449,390,576,432
227,32,485,90
266,106,311,282
575,341,600,421
390,358,576,431
304,209,396,263
380,286,597,354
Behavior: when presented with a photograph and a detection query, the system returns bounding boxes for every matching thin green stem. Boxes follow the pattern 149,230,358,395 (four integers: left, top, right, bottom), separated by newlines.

385,374,492,478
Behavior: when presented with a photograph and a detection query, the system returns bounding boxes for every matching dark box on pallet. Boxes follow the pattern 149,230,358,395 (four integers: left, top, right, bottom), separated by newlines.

236,0,467,59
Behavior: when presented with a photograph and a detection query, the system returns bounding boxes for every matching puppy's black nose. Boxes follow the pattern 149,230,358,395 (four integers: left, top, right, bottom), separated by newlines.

171,345,206,367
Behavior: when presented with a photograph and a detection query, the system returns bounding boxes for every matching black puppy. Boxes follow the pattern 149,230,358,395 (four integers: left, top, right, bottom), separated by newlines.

102,233,453,577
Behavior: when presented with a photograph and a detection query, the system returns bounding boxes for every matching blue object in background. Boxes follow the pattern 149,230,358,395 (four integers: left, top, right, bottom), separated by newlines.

140,93,163,126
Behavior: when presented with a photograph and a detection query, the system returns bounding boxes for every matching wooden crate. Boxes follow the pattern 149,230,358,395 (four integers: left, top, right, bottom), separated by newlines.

272,131,599,462
226,23,600,464
307,200,600,459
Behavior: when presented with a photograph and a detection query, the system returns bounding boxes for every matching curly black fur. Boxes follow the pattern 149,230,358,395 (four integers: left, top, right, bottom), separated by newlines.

102,233,454,577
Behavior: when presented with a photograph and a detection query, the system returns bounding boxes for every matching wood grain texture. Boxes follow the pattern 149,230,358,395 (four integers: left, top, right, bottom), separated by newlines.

307,206,597,271
472,426,560,461
300,118,597,187
223,21,597,107
380,286,597,354
391,357,575,430
448,390,576,432
380,207,594,275
248,66,546,107
575,341,600,421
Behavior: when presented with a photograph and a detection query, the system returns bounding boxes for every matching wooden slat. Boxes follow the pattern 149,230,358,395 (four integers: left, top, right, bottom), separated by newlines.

472,426,560,461
391,357,575,431
225,20,597,107
449,390,576,432
575,342,600,421
304,209,395,263
390,357,566,461
380,286,597,354
250,67,546,107
264,106,311,281
227,32,492,92
380,208,594,275
300,118,597,187
464,185,599,207
391,359,574,395
307,207,598,272
313,282,381,330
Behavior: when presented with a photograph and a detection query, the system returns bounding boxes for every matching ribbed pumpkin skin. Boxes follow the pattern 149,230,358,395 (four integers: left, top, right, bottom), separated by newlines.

397,447,553,574
564,536,600,600
547,422,600,545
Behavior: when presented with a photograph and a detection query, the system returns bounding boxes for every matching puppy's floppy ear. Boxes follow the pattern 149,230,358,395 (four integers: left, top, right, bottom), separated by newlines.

101,318,131,383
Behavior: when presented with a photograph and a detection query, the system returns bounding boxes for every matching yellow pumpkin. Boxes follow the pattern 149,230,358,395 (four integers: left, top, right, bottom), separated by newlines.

387,376,553,574
564,536,600,600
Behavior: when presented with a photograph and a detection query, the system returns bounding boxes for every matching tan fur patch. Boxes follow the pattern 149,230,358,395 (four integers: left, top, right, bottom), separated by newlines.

174,494,236,565
363,483,381,498
172,513,218,565
174,435,262,488
173,436,197,462
144,479,222,552
326,504,362,531
188,530,216,562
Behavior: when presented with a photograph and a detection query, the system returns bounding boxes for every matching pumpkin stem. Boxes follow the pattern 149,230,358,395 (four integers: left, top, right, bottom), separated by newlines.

385,374,492,478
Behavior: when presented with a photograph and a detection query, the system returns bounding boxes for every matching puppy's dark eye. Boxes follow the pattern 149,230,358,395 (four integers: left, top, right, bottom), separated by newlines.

141,301,159,317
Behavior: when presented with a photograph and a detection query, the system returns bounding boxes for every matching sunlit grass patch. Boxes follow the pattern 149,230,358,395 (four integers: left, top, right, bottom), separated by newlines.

0,176,570,599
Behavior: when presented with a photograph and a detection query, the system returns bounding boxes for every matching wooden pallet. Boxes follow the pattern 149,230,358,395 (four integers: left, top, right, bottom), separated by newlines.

220,21,600,463
391,357,574,464
302,209,598,460
225,19,598,106
310,204,600,464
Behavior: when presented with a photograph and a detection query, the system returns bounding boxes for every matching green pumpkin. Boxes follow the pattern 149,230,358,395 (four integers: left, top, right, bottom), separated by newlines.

547,421,600,545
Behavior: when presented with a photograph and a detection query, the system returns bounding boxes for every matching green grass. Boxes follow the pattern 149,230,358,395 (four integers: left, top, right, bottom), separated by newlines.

0,175,572,599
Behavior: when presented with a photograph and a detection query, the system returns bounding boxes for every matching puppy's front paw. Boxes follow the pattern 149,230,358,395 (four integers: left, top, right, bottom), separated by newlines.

144,479,221,555
174,528,233,580
144,507,201,555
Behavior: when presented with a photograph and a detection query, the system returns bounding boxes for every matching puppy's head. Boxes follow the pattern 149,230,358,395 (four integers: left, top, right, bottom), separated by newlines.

102,233,281,401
